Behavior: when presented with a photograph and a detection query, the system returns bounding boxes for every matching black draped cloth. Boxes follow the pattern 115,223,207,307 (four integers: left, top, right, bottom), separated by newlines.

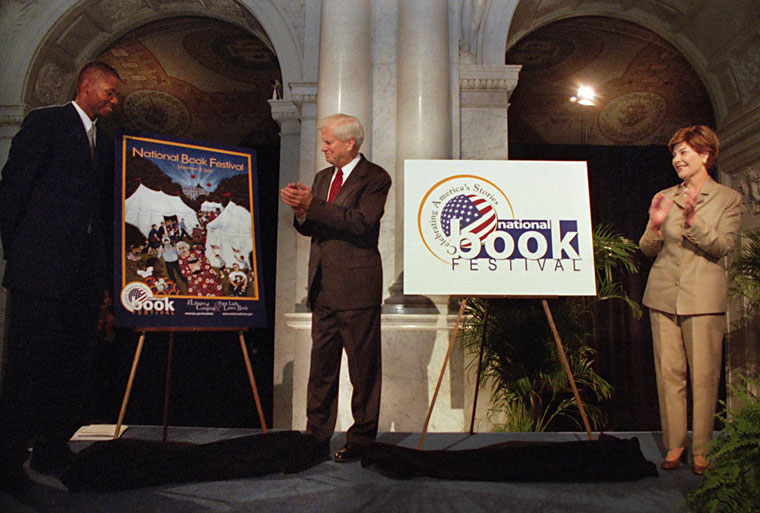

62,432,656,491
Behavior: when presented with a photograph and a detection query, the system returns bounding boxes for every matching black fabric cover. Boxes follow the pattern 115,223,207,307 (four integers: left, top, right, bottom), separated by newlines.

61,432,657,492
361,434,658,482
61,431,326,491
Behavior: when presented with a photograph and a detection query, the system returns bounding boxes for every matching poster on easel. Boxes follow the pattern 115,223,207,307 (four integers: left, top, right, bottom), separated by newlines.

404,159,597,297
114,131,266,328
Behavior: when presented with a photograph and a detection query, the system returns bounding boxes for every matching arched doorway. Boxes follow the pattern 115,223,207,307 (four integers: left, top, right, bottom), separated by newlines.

88,16,282,428
505,16,717,431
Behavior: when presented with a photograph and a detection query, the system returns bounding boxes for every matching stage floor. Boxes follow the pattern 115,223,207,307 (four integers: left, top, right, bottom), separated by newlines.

2,426,702,513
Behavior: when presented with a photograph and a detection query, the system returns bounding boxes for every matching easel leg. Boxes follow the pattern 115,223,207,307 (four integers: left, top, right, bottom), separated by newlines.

239,331,268,433
162,332,174,442
469,299,490,434
114,331,146,439
418,298,468,449
541,299,594,441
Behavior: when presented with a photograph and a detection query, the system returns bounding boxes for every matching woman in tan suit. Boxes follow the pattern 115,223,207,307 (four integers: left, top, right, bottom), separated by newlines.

640,125,742,474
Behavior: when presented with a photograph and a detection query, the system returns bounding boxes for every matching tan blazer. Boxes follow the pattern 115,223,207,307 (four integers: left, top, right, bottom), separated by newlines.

640,177,742,315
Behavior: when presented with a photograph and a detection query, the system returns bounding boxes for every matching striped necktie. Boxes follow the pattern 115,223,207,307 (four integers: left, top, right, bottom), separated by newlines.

328,168,343,203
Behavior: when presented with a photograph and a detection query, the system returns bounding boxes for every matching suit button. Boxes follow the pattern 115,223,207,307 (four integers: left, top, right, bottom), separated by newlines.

675,281,679,287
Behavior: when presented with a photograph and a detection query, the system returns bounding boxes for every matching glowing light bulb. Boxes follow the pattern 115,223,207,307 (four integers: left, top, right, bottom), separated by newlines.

576,86,595,106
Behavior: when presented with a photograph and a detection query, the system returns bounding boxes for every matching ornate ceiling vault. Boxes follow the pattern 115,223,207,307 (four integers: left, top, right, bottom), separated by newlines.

506,16,713,146
96,16,282,148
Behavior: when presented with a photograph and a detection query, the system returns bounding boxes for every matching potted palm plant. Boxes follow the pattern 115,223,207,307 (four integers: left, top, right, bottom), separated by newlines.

460,224,640,431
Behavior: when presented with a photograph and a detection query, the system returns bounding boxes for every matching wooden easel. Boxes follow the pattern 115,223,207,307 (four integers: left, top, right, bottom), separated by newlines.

113,327,268,440
417,297,593,449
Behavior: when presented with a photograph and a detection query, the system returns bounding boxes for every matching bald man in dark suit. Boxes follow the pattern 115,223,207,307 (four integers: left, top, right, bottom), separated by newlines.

281,113,391,463
0,61,121,491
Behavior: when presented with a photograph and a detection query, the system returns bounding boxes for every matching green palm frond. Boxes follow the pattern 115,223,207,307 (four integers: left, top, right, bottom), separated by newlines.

730,228,760,313
461,224,640,432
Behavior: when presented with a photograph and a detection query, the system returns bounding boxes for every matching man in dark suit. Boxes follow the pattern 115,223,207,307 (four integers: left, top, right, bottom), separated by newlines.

281,113,391,463
0,61,121,490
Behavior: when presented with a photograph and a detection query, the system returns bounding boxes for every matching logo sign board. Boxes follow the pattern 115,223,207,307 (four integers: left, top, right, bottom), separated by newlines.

404,160,596,297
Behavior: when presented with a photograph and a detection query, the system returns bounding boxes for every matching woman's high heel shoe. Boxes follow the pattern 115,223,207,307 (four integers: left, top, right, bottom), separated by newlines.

692,455,709,475
661,448,686,470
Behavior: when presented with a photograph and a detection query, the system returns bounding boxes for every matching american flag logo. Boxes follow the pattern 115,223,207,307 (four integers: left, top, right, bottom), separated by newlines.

128,287,148,306
120,282,153,312
441,193,497,247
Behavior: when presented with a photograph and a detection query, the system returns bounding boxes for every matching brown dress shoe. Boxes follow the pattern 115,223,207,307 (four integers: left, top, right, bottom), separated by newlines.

660,448,685,470
692,456,710,475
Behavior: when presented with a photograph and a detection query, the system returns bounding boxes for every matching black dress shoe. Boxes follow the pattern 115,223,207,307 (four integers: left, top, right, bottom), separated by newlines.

333,444,367,463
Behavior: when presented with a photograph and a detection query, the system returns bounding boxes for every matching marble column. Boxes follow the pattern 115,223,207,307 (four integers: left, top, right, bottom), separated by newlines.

269,97,302,429
459,64,521,159
270,82,319,430
388,0,452,312
290,82,320,308
315,0,372,164
287,82,320,430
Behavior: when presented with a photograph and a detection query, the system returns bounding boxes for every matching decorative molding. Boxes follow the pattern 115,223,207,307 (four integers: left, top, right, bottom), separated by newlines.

0,104,26,127
289,82,317,107
721,151,760,177
732,167,760,216
459,64,521,95
32,61,68,106
284,312,460,331
268,98,300,130
720,111,760,148
0,115,25,127
718,105,760,175
729,36,760,105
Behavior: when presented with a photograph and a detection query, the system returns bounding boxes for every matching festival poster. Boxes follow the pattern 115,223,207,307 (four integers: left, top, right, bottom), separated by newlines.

114,132,266,328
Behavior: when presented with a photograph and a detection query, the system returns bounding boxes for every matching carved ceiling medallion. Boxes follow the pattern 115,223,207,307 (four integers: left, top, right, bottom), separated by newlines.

598,92,666,143
123,90,191,135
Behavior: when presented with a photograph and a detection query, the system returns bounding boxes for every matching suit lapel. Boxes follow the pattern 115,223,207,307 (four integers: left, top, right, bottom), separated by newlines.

333,156,366,205
314,167,332,200
672,185,684,208
673,177,716,210
64,103,95,169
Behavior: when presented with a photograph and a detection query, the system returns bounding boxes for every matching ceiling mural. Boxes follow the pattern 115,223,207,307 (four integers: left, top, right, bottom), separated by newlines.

82,14,712,149
96,16,282,148
506,17,714,146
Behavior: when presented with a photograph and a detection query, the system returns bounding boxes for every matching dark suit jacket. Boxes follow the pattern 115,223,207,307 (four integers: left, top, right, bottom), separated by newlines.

0,103,113,298
295,154,391,311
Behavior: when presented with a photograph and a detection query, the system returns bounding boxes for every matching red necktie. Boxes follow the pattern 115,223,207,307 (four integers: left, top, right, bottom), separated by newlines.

328,168,343,203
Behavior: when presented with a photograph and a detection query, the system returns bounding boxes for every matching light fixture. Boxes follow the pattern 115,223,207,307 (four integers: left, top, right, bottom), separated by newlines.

572,85,595,106
569,85,596,144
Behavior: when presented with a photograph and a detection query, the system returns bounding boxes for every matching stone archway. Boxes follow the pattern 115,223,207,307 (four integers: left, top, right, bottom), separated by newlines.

6,0,302,112
0,0,304,416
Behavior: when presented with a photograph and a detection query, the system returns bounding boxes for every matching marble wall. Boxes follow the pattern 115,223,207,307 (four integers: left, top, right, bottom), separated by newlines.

2,0,760,427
